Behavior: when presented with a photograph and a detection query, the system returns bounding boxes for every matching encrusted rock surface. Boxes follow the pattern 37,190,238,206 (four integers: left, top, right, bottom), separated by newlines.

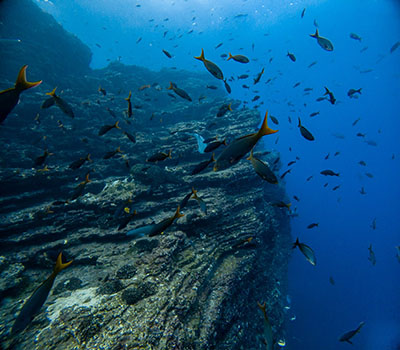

0,1,291,349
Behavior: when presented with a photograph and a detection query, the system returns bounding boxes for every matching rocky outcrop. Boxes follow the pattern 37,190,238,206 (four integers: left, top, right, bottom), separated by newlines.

0,1,291,349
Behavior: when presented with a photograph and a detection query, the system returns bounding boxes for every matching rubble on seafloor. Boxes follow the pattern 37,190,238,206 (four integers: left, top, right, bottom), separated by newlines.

0,1,292,349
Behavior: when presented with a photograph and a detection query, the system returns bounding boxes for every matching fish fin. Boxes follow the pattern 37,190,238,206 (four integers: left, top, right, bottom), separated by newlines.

173,206,184,219
286,202,292,209
191,187,198,196
227,52,233,61
211,153,216,162
87,154,92,162
310,29,319,38
228,103,233,111
323,87,330,95
167,82,174,90
125,91,131,101
257,111,278,137
292,237,300,249
115,121,120,129
53,252,73,275
194,48,205,61
116,146,122,153
168,149,172,158
46,87,57,97
222,139,227,146
247,148,254,160
15,65,42,91
85,173,91,183
298,117,301,127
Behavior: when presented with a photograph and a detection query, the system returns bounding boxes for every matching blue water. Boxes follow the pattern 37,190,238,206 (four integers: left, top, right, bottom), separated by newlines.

35,0,400,348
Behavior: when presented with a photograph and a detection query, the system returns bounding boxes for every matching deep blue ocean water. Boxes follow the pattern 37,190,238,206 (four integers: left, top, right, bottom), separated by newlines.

33,0,400,348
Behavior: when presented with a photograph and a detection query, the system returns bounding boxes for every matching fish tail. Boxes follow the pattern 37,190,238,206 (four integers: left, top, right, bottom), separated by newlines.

257,111,278,137
114,121,120,129
46,87,57,97
211,153,216,162
168,149,172,158
53,252,73,275
323,87,330,95
116,146,122,153
228,103,233,111
86,153,91,162
125,91,131,101
310,29,319,38
173,205,184,219
247,148,254,160
227,52,233,60
191,187,198,196
15,65,42,91
194,48,205,61
298,117,301,127
167,82,174,90
286,203,292,209
222,139,227,146
292,237,300,249
85,173,91,184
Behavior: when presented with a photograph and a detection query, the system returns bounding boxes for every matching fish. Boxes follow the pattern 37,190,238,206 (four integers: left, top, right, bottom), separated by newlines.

310,29,334,51
365,172,374,178
98,121,120,136
237,74,249,79
287,160,296,166
357,132,366,137
307,223,319,229
103,147,123,160
269,115,279,125
301,8,306,18
217,103,233,117
309,112,320,117
207,85,218,90
136,37,142,44
214,111,278,171
118,210,138,231
298,118,315,141
320,169,339,176
364,139,377,146
42,87,75,118
293,195,300,202
308,61,317,68
348,88,362,98
352,118,361,126
123,131,136,143
34,150,53,166
98,86,106,96
138,85,150,91
316,97,327,102
329,276,335,285
227,53,249,63
0,65,42,123
204,139,227,153
253,68,264,84
395,246,400,263
194,48,224,80
368,244,376,265
192,189,207,214
125,91,133,118
220,53,227,58
247,149,278,184
167,82,192,101
332,185,341,191
252,95,260,102
390,41,400,53
370,218,376,230
324,87,336,104
191,154,215,175
126,206,184,238
179,188,197,209
71,173,91,200
69,154,91,170
162,49,172,58
306,175,313,181
272,201,291,210
223,79,232,94
339,322,365,344
280,168,291,180
287,52,296,62
292,238,316,265
350,33,362,41
147,150,172,162
293,82,301,88
11,252,72,335
360,187,366,195
215,42,223,49
257,302,274,350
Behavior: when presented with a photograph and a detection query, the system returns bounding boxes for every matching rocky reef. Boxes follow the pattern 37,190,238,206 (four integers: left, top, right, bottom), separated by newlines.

0,1,291,349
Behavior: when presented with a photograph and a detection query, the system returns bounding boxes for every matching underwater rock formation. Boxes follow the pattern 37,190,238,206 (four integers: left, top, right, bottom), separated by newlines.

0,1,291,349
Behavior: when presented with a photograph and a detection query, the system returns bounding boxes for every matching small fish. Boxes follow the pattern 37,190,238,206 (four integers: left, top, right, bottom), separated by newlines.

147,149,172,162
192,188,207,215
257,302,274,350
320,169,339,176
253,68,264,84
272,201,291,210
310,29,334,51
287,52,296,62
269,115,279,125
71,173,91,200
237,74,249,79
247,149,278,184
310,111,320,117
306,175,313,181
301,8,306,18
125,91,133,118
167,82,192,101
11,253,72,335
217,103,233,117
324,87,336,104
360,187,366,195
368,244,376,265
204,139,227,153
242,84,250,89
352,118,361,126
252,95,260,102
350,33,362,41
224,79,232,94
227,53,249,63
123,131,136,144
364,139,377,146
136,37,142,44
339,322,365,344
370,218,376,230
365,172,374,178
348,88,362,98
214,111,278,171
162,49,172,58
329,276,335,285
138,84,150,91
287,160,296,167
357,132,366,137
191,153,215,175
34,149,53,166
334,151,340,157
69,154,91,170
316,97,327,102
103,147,123,160
293,82,301,88
332,185,341,191
207,85,218,90
194,48,224,80
280,168,291,179
179,188,196,209
98,121,120,136
293,195,300,201
298,118,315,141
307,223,319,229
215,42,223,49
42,87,75,118
98,86,106,96
292,237,316,265
390,41,400,53
308,61,317,68
0,65,42,123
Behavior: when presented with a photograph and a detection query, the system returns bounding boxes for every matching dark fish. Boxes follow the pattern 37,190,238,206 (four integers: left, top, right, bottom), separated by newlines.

227,53,249,63
162,49,172,58
167,82,192,101
257,302,274,350
304,87,313,91
350,33,362,41
316,97,327,102
298,118,315,141
357,132,366,137
103,147,123,160
220,53,228,58
323,182,328,187
34,149,53,166
69,154,91,170
0,65,42,123
194,48,224,80
360,187,366,195
325,153,330,159
287,52,296,62
347,88,362,98
147,149,172,162
390,41,400,53
98,121,120,136
352,118,361,126
247,149,278,184
332,185,341,191
310,29,334,51
71,173,91,200
288,116,292,124
293,238,316,265
98,86,106,96
307,223,319,229
308,61,317,68
214,111,278,171
365,172,374,178
301,8,306,18
293,82,301,88
272,201,291,210
280,168,291,179
217,103,233,117
270,115,279,125
252,95,260,102
215,42,223,49
313,19,319,28
42,87,74,118
339,322,365,344
242,84,250,89
368,244,376,265
204,139,227,152
310,112,319,117
287,160,296,166
306,175,313,181
293,195,300,201
253,68,264,84
123,131,136,143
224,79,232,94
125,91,133,118
237,74,249,79
320,169,339,176
329,276,335,285
179,188,196,209
364,139,377,146
191,153,215,175
324,87,336,104
11,253,72,335
370,218,376,230
206,85,218,90
360,46,368,53
192,189,207,215
118,210,137,231
136,37,142,43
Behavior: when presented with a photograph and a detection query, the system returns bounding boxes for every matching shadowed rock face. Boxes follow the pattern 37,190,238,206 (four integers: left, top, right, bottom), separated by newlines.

0,1,291,349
